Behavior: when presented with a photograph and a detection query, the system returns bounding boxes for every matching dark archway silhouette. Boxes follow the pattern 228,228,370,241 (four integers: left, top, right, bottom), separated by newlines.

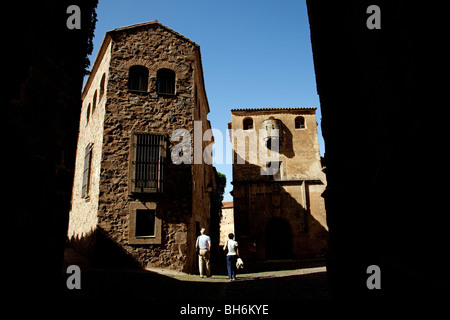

265,218,292,260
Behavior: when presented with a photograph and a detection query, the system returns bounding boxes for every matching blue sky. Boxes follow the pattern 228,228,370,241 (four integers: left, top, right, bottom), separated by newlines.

87,0,323,201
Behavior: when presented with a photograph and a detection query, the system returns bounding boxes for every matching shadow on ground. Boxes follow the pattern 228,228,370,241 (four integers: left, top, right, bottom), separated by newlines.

61,249,329,301
62,267,329,301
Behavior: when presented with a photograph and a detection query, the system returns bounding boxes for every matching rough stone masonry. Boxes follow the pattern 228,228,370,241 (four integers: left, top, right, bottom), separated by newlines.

68,21,217,273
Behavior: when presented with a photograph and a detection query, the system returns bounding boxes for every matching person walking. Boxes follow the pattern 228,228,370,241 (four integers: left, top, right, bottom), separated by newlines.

223,233,239,281
196,228,211,278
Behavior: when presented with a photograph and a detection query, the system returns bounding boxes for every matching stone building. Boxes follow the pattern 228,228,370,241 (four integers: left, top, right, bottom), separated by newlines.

230,108,328,262
219,201,235,245
68,21,217,273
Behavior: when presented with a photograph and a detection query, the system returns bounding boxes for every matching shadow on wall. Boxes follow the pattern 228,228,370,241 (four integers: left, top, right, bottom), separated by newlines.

67,222,198,271
232,159,328,265
280,121,295,159
68,228,140,268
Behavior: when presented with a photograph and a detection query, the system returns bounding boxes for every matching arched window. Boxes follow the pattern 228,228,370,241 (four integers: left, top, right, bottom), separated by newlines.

92,90,97,114
157,68,175,95
86,103,91,124
99,73,106,99
128,65,149,92
295,116,305,129
243,118,253,130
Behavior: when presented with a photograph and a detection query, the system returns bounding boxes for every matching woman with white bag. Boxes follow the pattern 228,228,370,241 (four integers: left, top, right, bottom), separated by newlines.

223,233,240,281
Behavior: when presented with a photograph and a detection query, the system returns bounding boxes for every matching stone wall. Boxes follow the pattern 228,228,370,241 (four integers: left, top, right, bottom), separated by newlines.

233,181,328,261
230,108,328,261
68,39,111,255
231,108,324,182
101,24,197,270
219,202,235,245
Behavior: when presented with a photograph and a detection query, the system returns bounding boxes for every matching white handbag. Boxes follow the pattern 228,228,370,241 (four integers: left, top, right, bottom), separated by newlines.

236,257,244,269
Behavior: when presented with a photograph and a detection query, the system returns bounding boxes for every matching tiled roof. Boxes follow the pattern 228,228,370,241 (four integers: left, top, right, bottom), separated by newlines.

222,201,234,208
231,107,316,111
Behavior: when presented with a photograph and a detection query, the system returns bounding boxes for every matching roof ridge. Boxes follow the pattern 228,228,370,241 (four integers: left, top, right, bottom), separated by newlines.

231,107,317,111
107,20,199,47
222,201,234,208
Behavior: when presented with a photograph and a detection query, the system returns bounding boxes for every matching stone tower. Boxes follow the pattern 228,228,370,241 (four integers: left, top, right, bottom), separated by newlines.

230,108,327,262
68,21,217,273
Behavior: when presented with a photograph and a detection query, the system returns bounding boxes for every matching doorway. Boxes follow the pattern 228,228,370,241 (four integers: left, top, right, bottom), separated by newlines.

265,218,292,259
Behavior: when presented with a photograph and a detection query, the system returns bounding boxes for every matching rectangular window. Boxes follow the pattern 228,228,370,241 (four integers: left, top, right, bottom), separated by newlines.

157,69,175,95
130,133,165,193
135,209,156,237
129,202,162,245
81,143,93,198
128,66,149,92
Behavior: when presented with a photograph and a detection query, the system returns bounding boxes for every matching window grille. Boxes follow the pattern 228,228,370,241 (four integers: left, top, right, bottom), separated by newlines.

131,133,165,193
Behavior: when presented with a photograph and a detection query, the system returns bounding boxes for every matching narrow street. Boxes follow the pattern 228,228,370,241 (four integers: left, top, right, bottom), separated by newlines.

62,248,329,301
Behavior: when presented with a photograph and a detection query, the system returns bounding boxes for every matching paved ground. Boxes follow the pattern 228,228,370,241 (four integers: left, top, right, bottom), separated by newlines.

62,248,330,302
147,265,326,283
